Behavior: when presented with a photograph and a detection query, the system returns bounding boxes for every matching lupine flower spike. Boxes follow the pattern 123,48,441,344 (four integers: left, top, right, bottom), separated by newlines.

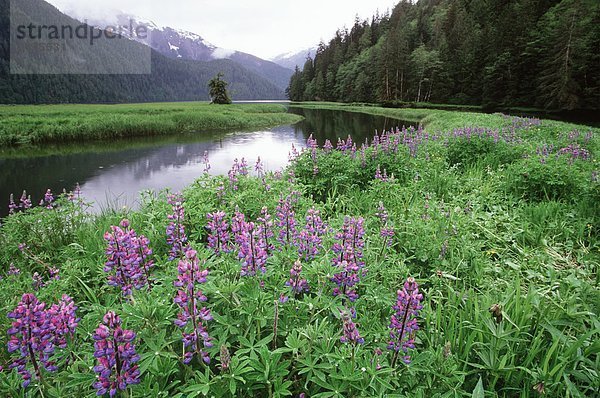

93,311,140,397
298,207,327,261
276,192,300,247
104,219,154,297
174,248,213,365
340,309,364,345
388,277,423,366
237,221,268,277
39,189,54,209
286,259,310,297
7,294,56,387
20,191,32,210
167,193,188,260
331,217,366,303
206,211,231,255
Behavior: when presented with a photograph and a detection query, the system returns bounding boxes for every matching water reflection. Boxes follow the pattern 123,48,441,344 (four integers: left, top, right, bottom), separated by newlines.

0,108,411,215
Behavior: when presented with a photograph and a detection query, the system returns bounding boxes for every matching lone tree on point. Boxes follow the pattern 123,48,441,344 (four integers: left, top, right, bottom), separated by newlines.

208,72,232,104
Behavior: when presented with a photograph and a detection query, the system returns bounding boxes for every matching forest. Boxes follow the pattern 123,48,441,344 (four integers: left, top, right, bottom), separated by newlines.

287,0,600,111
0,0,286,103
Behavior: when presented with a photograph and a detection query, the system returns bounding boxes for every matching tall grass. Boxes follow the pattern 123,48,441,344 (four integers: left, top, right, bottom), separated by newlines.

0,102,303,146
0,107,598,397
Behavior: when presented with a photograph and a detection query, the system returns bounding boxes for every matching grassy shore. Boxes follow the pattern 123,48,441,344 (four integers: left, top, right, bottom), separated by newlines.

291,101,595,132
0,102,303,147
0,106,598,397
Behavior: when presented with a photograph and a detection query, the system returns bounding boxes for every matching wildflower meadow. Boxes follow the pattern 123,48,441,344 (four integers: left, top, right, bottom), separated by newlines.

0,114,598,397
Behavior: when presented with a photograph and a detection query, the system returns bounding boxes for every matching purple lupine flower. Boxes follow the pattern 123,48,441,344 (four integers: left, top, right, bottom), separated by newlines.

376,202,388,224
19,190,32,210
286,259,309,296
228,167,239,191
74,183,82,199
306,134,318,149
331,260,361,302
257,207,275,254
202,151,211,174
376,202,394,249
255,157,264,177
39,189,54,209
375,165,388,182
92,311,140,397
216,181,226,201
297,207,327,261
439,240,449,260
288,144,300,162
32,272,45,291
47,295,79,349
231,208,247,246
339,310,364,345
278,293,289,304
238,157,249,176
8,194,17,214
380,227,395,247
104,219,153,297
173,248,213,365
68,183,83,203
332,217,366,268
8,263,20,276
206,211,231,255
331,217,366,302
557,144,591,162
7,293,56,387
276,192,299,246
166,193,188,260
237,221,268,277
388,277,423,365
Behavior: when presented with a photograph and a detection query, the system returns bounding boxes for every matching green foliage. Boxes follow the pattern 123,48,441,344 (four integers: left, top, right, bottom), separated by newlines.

287,0,600,111
0,0,285,104
208,73,233,105
0,110,598,397
0,103,303,147
446,137,522,170
507,156,588,202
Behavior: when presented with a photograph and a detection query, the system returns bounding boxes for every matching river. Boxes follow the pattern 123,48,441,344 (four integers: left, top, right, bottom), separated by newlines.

0,107,413,216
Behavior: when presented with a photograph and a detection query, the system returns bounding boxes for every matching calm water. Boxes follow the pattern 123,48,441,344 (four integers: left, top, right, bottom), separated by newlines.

0,108,413,216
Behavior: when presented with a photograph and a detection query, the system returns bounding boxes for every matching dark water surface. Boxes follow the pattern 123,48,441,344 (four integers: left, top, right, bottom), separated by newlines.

0,108,413,216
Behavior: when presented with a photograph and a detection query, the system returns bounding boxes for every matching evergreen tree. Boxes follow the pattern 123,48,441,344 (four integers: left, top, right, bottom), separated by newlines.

208,73,232,105
285,0,598,111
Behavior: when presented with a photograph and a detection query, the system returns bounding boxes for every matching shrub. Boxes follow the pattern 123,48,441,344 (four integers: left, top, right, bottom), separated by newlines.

507,156,587,202
446,136,521,169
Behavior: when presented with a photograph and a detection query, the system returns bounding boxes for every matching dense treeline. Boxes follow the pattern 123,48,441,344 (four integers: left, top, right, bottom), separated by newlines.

287,0,600,111
0,0,285,103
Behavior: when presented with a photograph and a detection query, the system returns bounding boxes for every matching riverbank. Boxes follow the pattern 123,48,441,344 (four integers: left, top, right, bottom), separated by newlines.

0,102,304,147
290,101,597,132
0,107,598,397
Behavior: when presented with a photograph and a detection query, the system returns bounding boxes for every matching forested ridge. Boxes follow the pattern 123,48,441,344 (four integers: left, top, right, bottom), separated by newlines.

0,0,285,103
287,0,600,111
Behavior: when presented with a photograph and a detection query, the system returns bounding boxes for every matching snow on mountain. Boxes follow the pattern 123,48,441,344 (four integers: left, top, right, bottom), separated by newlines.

271,47,317,70
77,12,294,90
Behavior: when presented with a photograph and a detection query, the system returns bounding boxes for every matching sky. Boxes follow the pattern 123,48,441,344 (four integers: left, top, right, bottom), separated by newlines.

45,0,398,59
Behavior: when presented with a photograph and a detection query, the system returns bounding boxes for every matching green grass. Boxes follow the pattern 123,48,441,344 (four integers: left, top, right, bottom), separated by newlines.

0,108,598,397
291,101,596,133
0,102,304,147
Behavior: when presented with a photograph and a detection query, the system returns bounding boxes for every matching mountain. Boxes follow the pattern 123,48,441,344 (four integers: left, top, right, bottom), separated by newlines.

271,48,317,70
0,0,285,103
78,13,294,91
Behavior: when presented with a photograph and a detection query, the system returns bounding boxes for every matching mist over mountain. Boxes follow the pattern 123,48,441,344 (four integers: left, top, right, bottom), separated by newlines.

271,48,317,70
0,0,287,103
77,12,294,91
